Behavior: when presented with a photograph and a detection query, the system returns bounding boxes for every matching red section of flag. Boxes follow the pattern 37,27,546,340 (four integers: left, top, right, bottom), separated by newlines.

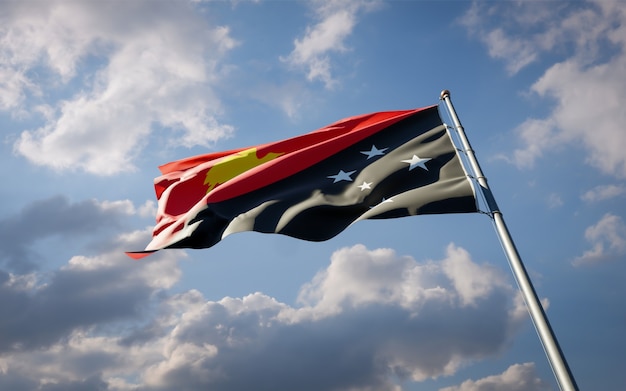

125,251,156,260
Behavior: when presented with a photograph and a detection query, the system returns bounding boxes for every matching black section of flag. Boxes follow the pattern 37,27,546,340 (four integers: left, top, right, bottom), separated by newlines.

170,107,476,250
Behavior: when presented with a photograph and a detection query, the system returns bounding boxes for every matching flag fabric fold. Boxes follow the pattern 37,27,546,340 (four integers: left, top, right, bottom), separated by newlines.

128,105,477,258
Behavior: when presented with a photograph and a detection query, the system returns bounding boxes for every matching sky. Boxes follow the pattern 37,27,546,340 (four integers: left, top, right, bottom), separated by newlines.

0,0,625,390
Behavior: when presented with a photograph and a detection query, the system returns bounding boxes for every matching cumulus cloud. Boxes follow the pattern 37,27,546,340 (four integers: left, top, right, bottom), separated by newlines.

522,51,626,178
0,196,144,272
0,228,182,353
581,184,626,203
463,0,626,179
281,0,380,89
0,243,528,390
439,362,552,391
158,246,511,389
573,213,626,266
137,244,524,389
1,1,236,175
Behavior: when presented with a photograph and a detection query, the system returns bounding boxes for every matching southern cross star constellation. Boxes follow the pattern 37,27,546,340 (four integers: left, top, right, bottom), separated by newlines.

326,144,433,209
327,144,431,184
323,143,433,210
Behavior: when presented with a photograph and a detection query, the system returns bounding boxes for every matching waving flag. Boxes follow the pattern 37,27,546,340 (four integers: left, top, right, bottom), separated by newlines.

127,105,476,259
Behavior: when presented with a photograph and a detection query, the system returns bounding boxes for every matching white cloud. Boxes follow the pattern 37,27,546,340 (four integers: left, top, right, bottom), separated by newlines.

439,362,552,391
282,0,380,89
98,199,137,215
137,200,158,219
1,1,237,175
547,193,564,209
0,196,166,273
460,2,549,75
0,228,182,353
460,1,608,75
297,243,510,316
573,213,626,266
463,1,626,179
0,243,526,390
0,196,151,272
140,244,523,388
0,66,36,112
508,118,560,170
65,232,182,291
581,184,626,202
523,54,626,178
296,244,429,315
441,244,508,307
99,198,157,219
483,28,538,75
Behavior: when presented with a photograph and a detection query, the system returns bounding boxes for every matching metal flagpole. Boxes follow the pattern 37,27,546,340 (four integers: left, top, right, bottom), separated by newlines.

439,90,579,391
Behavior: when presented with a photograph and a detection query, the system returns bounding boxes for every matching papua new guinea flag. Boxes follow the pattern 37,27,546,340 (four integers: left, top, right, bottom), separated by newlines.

127,105,477,259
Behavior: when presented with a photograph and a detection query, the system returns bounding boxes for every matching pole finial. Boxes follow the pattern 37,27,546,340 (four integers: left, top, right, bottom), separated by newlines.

440,90,450,100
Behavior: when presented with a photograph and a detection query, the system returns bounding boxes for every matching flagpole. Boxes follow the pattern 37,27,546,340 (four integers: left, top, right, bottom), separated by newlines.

439,90,579,391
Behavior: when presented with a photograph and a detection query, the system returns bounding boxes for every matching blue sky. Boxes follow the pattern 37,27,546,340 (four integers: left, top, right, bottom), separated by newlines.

1,1,625,390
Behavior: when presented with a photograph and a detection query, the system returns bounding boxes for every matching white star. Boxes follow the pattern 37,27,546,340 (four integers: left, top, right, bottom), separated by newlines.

327,169,356,183
357,181,372,191
401,155,431,171
360,145,388,159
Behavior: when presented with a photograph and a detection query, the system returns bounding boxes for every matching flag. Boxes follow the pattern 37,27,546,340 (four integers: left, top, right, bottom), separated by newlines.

127,105,476,259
